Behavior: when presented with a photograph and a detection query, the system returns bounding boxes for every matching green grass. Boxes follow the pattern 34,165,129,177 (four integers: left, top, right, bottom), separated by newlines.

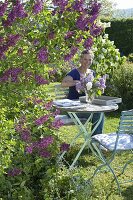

48,83,133,199
57,114,133,199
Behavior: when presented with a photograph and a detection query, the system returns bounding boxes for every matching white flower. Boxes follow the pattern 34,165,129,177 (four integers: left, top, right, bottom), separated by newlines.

115,56,119,61
86,82,92,90
98,54,104,59
104,34,108,39
86,68,91,75
102,48,107,53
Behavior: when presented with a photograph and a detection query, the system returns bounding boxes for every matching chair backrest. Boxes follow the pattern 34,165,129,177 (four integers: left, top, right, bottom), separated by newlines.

118,110,133,134
54,84,69,99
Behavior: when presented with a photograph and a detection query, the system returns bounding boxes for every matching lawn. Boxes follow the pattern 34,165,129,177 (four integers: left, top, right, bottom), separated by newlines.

49,84,133,199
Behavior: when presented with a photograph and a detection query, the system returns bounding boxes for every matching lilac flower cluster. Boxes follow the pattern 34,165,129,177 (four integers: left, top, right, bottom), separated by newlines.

90,24,103,37
52,109,61,117
64,46,78,61
60,142,70,152
2,1,28,27
37,47,49,63
88,14,97,24
33,0,43,15
72,0,84,12
17,48,23,56
76,36,83,43
53,0,68,12
0,1,7,17
7,34,21,47
8,168,22,177
33,39,40,46
20,129,31,142
76,72,106,96
0,67,23,83
44,101,53,110
35,114,49,126
0,34,20,60
48,69,57,76
15,117,32,142
89,0,101,15
95,77,106,89
64,31,75,39
76,15,90,31
83,37,93,50
39,150,51,158
51,118,64,129
26,136,54,158
35,74,49,85
48,31,55,40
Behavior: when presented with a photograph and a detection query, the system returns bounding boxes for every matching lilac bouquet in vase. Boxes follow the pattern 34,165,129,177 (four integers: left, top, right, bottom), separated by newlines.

76,70,106,103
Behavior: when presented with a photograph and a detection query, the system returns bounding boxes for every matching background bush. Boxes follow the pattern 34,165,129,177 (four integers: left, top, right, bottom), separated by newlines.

106,62,133,110
102,18,133,56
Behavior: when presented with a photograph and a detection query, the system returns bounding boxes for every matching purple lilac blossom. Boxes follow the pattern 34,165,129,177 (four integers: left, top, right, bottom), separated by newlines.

33,39,40,46
37,47,49,63
33,0,43,14
35,74,49,85
60,142,70,152
76,36,83,43
85,73,94,83
48,69,57,76
44,101,53,110
90,24,103,36
88,14,98,24
51,118,64,129
35,114,49,126
64,31,75,39
39,150,51,158
14,1,28,18
53,0,68,12
37,136,54,149
89,0,101,15
0,67,23,83
17,48,23,56
0,52,6,60
0,36,4,43
8,168,22,177
72,0,84,12
52,109,60,117
7,34,21,47
64,53,73,62
33,98,43,104
2,10,15,27
99,77,106,88
0,1,7,17
20,129,31,142
48,31,55,40
83,37,93,49
26,145,33,154
76,15,90,30
70,46,78,56
2,1,27,26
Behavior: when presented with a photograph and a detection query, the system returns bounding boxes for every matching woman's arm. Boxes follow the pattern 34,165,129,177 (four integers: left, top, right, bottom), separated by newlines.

61,76,80,87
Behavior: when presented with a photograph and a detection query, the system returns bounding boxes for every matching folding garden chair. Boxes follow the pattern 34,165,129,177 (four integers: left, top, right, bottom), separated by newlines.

54,84,74,124
54,84,87,125
90,109,133,194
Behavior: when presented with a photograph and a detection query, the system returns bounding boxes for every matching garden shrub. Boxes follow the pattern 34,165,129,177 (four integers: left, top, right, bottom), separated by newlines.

0,0,126,198
106,62,133,110
128,53,133,62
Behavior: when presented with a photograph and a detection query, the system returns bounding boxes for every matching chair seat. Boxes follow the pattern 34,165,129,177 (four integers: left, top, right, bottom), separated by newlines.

92,133,133,151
